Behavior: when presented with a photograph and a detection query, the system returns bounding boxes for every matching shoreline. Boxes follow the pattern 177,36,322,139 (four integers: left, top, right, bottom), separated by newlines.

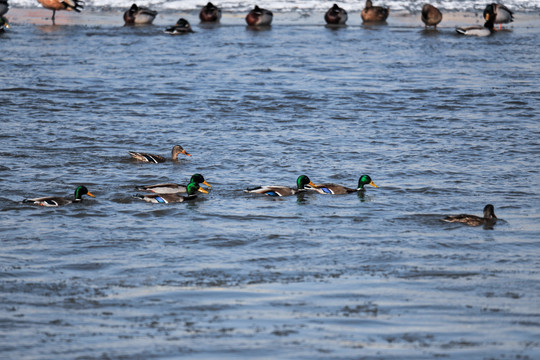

3,8,539,28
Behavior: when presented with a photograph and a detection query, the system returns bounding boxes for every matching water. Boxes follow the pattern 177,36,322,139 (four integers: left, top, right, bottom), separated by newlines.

1,6,539,360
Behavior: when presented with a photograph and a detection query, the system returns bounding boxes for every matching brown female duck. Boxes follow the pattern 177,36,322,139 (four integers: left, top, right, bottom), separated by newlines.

443,204,497,227
361,0,389,23
128,145,191,163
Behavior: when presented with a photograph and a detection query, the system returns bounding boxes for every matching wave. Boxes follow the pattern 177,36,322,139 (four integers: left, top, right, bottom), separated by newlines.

9,0,540,13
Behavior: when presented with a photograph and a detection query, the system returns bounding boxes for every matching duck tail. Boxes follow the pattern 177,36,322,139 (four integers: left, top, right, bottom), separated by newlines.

244,186,262,193
62,0,84,12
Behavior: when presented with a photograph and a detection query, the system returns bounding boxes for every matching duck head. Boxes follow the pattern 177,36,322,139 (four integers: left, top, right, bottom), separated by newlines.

357,175,378,190
186,181,209,195
191,173,212,188
297,175,316,190
74,186,95,200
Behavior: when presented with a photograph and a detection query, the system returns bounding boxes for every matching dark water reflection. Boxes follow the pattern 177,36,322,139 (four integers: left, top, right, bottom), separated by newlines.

0,12,539,359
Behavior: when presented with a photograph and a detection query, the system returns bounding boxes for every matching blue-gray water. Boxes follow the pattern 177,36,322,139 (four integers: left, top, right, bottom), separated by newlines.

1,9,539,360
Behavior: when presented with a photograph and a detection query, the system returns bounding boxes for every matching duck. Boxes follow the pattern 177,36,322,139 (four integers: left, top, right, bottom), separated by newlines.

361,0,389,23
306,175,378,195
443,204,497,227
136,173,212,194
0,15,8,32
36,0,84,25
484,3,513,30
135,181,208,203
23,185,95,207
128,145,191,163
325,4,348,25
0,9,8,32
164,18,194,35
421,4,442,29
244,175,316,197
123,3,158,25
199,2,222,23
456,6,495,37
245,5,273,26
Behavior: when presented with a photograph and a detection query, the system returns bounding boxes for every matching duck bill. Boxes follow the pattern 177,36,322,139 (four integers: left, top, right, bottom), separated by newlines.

198,187,209,194
182,149,192,157
484,13,490,21
308,181,318,188
369,181,379,188
87,192,96,197
203,181,212,188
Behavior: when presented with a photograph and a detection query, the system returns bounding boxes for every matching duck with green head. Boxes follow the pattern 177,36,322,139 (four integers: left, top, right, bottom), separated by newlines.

456,5,495,36
306,175,378,195
136,173,211,194
23,185,95,207
165,18,194,34
135,181,208,203
244,175,316,197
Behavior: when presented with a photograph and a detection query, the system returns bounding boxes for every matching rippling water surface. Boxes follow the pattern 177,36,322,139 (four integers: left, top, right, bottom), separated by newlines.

1,9,539,360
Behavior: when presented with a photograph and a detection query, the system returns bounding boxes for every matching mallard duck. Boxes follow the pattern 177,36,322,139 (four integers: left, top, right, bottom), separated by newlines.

306,175,378,195
245,5,273,26
199,2,221,23
361,0,389,23
325,4,348,25
123,3,158,25
164,18,194,34
421,4,442,29
485,3,513,30
135,181,208,203
443,204,497,227
36,0,84,24
128,145,191,163
456,6,495,37
136,173,211,194
23,185,95,207
244,175,316,197
0,15,8,32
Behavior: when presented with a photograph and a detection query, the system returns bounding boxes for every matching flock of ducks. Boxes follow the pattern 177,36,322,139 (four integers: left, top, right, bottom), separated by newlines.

0,1,514,36
20,145,498,228
3,4,507,223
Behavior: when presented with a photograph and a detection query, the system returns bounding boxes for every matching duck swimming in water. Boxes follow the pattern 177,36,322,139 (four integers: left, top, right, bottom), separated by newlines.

0,14,9,32
443,204,497,227
128,145,191,163
484,3,513,29
245,175,316,197
245,5,273,26
164,18,194,34
0,0,9,31
421,4,442,29
199,2,221,23
306,174,378,195
23,185,95,207
135,181,208,203
36,0,84,24
456,6,495,37
123,4,158,25
325,4,348,25
361,0,389,23
136,173,212,194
